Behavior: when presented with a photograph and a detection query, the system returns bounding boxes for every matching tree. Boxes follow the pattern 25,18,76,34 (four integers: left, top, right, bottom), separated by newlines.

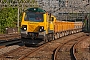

0,8,18,33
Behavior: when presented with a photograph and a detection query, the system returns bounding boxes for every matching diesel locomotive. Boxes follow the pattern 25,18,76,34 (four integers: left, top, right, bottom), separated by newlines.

21,7,83,44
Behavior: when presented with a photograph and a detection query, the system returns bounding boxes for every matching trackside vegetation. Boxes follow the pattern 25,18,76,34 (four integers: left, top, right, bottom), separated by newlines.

0,8,18,33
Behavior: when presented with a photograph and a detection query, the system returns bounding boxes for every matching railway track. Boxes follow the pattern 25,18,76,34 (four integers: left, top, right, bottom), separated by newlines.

0,45,21,56
0,32,87,60
0,44,46,60
0,46,5,49
21,32,85,60
0,33,21,41
0,40,21,50
0,39,21,46
0,33,21,49
54,34,88,60
73,35,90,60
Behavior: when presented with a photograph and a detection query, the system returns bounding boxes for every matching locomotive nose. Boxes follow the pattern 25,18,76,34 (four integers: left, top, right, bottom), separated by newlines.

28,24,39,32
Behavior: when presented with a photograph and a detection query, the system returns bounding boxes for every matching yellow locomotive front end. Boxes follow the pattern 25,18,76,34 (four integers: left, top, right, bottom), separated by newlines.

21,8,51,44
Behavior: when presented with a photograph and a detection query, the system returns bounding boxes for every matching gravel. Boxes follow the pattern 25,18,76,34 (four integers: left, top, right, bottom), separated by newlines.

0,45,20,55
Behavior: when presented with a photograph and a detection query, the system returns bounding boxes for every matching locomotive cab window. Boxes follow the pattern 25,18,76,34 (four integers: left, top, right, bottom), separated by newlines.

51,17,54,21
24,12,43,22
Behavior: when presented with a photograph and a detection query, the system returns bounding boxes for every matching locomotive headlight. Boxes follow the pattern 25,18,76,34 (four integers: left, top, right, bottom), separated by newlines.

21,25,27,31
41,26,44,29
39,26,44,32
24,28,26,30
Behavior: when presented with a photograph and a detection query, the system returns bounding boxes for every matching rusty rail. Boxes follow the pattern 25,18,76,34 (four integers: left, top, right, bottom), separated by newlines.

54,34,88,60
0,33,21,41
0,32,86,60
0,43,46,60
73,35,90,60
21,32,85,60
0,46,5,49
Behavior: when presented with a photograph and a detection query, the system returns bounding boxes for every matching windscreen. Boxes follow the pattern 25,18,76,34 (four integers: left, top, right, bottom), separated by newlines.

24,12,43,22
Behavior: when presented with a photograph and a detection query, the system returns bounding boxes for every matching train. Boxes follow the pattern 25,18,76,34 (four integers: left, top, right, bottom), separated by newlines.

20,7,83,44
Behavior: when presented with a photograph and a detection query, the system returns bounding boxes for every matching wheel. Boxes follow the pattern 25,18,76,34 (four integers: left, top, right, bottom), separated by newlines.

55,33,58,40
48,34,54,41
52,34,55,40
43,35,48,43
59,33,62,37
21,37,25,43
57,33,59,38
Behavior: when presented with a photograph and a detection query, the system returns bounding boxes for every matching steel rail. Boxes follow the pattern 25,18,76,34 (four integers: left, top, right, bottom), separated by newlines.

54,34,88,60
73,35,90,60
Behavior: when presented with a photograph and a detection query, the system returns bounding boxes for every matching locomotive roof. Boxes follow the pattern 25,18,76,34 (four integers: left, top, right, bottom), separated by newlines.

26,7,46,13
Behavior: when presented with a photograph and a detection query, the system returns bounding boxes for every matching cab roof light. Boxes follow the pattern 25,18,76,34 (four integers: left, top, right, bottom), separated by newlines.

26,8,46,13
